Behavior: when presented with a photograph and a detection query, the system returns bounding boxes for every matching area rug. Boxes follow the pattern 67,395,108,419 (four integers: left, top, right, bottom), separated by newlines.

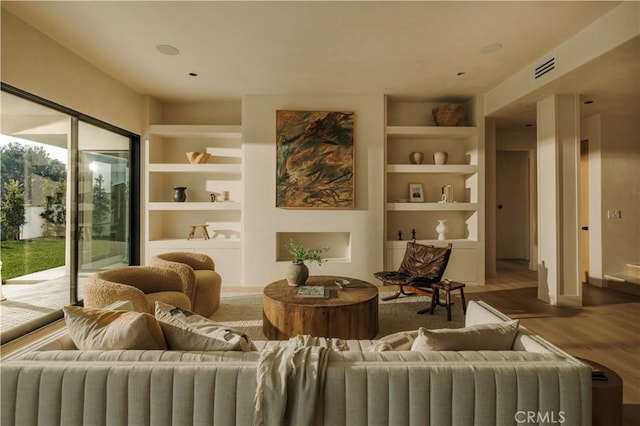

211,291,464,341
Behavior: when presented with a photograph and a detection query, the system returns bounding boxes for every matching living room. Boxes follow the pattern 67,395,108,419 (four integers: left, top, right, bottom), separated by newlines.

1,1,639,425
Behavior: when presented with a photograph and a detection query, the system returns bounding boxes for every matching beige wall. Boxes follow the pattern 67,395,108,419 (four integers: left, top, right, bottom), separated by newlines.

1,10,143,134
581,112,640,282
242,94,385,285
600,113,640,276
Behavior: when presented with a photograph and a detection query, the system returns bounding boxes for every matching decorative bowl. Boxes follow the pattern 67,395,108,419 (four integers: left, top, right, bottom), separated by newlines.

432,104,466,126
186,151,211,164
334,279,350,289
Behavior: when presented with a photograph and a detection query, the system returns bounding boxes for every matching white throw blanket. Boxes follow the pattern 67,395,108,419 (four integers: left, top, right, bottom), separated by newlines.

253,335,348,426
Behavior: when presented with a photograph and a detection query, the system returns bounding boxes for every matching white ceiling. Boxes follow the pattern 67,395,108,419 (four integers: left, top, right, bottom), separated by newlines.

3,1,638,129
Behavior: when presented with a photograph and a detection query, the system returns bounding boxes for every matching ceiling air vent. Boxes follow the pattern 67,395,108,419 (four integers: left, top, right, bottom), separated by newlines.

534,57,555,79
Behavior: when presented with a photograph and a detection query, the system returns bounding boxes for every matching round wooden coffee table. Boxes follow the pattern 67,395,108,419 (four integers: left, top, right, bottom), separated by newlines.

577,357,623,426
263,276,379,340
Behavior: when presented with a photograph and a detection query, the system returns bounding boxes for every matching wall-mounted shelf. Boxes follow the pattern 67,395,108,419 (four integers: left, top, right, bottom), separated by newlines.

386,126,476,138
386,165,478,173
147,164,241,174
144,122,243,284
147,124,242,138
384,98,484,284
148,202,242,211
386,202,478,211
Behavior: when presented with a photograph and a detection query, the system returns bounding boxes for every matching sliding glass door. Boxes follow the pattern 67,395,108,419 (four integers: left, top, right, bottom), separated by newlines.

77,123,131,278
0,87,139,343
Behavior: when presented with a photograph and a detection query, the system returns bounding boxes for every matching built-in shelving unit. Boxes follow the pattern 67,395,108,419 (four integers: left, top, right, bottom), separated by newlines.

144,124,243,284
384,98,484,284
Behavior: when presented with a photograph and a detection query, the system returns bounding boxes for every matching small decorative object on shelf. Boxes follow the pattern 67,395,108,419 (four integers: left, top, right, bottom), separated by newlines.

185,151,211,164
433,151,448,165
398,230,403,241
173,186,187,202
409,151,425,164
209,193,217,202
409,183,424,202
187,224,210,240
432,104,466,126
436,220,448,241
411,228,416,240
441,185,453,203
286,241,329,286
221,191,230,201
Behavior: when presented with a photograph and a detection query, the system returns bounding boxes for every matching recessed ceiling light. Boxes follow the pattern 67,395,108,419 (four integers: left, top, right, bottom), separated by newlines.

156,44,180,55
480,43,503,55
189,72,198,77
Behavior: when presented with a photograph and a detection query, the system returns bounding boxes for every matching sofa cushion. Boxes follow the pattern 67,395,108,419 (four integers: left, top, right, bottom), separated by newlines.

155,301,256,351
63,305,167,350
366,329,419,352
411,320,519,351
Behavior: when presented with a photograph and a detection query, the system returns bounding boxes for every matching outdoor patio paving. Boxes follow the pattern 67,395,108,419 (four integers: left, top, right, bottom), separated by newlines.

0,268,86,340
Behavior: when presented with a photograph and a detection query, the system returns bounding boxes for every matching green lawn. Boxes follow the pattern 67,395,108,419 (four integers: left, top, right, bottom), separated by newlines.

0,238,65,282
0,238,120,282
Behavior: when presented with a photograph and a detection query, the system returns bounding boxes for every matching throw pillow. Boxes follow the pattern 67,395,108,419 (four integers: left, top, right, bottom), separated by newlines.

411,320,519,351
63,305,167,350
366,330,419,352
155,301,256,351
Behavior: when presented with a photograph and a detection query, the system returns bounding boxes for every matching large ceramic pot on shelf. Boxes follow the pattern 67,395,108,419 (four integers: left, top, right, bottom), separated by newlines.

432,104,466,126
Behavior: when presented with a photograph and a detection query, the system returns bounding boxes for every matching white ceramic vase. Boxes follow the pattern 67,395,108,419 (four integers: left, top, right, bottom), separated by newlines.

436,219,448,241
433,151,448,165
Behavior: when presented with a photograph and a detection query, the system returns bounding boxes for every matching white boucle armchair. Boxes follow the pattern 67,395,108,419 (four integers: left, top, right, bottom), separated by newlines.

149,252,222,317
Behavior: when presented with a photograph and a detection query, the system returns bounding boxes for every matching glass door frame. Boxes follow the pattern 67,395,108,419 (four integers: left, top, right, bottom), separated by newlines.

1,83,140,305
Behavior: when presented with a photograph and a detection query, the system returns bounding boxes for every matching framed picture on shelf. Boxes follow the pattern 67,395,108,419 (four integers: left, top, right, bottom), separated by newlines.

409,183,424,202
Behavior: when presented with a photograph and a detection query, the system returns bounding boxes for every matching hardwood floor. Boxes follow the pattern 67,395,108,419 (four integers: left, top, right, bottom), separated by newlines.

462,260,640,425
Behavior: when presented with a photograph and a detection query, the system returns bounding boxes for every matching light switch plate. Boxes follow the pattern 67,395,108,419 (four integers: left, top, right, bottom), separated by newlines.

607,210,622,219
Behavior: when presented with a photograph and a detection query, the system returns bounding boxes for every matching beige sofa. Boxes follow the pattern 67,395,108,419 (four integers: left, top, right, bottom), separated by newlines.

1,301,591,426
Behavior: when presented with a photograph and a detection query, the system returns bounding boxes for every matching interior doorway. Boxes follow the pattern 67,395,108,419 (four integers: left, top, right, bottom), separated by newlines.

496,150,530,261
580,139,590,284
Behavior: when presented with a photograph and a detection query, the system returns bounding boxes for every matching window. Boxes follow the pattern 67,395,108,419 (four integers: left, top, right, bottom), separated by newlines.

0,85,139,343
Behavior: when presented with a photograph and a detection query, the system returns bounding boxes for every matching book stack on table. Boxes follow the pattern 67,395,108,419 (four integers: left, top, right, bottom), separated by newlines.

297,286,329,298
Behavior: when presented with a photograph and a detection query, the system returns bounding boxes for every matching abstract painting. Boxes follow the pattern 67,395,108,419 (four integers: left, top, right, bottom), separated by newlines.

276,110,354,208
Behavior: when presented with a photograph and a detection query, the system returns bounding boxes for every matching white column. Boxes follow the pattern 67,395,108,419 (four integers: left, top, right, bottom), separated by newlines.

536,94,582,306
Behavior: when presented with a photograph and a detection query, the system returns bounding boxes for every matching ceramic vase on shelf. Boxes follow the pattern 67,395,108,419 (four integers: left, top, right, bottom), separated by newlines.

436,220,448,241
173,186,187,202
409,151,425,164
433,151,448,165
287,262,309,286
